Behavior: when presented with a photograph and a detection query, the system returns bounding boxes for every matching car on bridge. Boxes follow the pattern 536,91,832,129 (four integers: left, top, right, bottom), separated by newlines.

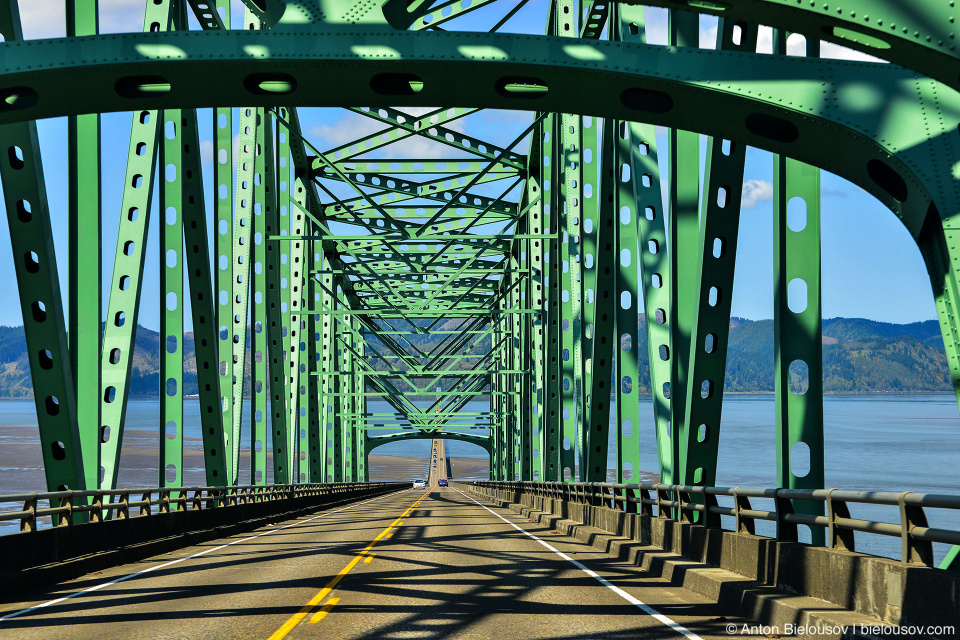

413,479,427,489
438,479,448,487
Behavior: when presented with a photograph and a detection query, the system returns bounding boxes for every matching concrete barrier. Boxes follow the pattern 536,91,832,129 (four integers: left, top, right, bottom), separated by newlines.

1,482,406,596
460,482,960,640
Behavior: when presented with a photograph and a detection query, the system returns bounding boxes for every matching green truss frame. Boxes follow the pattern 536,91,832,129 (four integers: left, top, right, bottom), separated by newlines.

1,0,959,570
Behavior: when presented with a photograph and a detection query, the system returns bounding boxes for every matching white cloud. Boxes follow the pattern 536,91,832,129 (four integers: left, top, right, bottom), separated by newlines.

200,140,214,166
16,0,65,38
741,179,773,209
16,0,143,39
198,134,239,167
98,1,146,34
306,110,473,161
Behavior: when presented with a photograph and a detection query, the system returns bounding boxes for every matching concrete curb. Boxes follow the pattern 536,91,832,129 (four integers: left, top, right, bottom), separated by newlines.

1,486,405,600
464,486,957,640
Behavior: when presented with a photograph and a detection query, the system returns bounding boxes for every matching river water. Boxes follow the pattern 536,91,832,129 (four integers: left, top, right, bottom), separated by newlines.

1,394,958,563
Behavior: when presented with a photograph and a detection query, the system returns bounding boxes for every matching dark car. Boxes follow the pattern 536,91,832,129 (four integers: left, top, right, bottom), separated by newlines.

438,479,448,487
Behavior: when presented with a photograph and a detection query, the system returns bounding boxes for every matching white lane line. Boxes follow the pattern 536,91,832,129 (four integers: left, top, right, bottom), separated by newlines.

1,489,411,622
453,488,703,640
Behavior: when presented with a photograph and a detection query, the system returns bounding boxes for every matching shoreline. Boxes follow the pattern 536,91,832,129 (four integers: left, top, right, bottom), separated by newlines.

0,390,956,402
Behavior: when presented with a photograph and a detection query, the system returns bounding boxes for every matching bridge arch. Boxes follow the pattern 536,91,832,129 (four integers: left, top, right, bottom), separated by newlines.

2,30,959,392
365,431,492,457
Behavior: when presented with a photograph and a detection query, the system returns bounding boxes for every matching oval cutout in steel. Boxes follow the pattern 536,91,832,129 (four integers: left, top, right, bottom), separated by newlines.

115,75,172,99
867,159,908,203
370,73,424,95
0,87,39,113
495,76,548,99
745,112,799,143
244,73,297,95
620,87,674,114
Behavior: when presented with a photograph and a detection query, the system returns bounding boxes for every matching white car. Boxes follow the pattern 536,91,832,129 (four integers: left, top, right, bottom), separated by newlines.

413,479,427,489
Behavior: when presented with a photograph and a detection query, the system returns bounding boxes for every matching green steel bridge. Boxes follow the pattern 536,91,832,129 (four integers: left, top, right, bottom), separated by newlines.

1,0,960,626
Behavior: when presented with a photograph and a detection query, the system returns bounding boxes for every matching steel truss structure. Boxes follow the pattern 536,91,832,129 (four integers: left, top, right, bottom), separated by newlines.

0,0,958,568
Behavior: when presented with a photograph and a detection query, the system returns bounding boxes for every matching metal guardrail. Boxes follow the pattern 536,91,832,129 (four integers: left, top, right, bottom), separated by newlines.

0,482,404,534
463,481,960,567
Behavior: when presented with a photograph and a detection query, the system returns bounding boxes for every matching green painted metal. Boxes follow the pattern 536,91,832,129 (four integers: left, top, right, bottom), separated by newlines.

66,0,102,499
96,1,171,492
213,1,234,488
160,102,184,489
3,0,959,567
678,19,759,496
0,0,83,497
583,117,616,482
665,9,700,489
250,108,273,485
267,110,292,484
772,30,826,546
229,101,259,484
179,107,228,486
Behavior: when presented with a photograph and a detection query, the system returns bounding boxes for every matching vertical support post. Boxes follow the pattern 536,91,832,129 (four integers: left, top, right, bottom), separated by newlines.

679,22,760,496
267,109,292,483
610,8,643,484
340,313,354,482
613,115,641,484
525,154,546,481
213,0,234,488
250,110,274,485
99,0,172,491
229,103,261,484
666,9,699,486
307,238,323,483
489,314,499,480
0,2,83,494
510,247,525,480
159,101,184,489
180,108,227,486
773,26,825,548
613,4,672,488
319,264,335,481
290,178,309,482
331,290,344,482
356,333,368,481
159,0,188,487
67,0,101,497
555,0,584,481
584,119,617,482
580,116,601,416
541,114,562,482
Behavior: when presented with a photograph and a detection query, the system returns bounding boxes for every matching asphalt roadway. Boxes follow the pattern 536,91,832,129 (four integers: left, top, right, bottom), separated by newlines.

0,487,772,640
427,439,447,486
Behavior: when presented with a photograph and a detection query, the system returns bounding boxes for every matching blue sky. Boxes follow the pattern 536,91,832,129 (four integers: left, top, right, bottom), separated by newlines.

0,0,937,331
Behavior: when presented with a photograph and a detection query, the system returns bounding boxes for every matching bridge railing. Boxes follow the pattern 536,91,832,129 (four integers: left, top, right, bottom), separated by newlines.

463,481,960,567
0,482,402,534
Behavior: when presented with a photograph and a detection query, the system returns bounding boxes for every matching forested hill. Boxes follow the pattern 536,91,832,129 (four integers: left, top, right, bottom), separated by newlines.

0,317,950,397
716,317,949,393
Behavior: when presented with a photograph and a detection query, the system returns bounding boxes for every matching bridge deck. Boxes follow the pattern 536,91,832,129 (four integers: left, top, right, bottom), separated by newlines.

1,488,763,640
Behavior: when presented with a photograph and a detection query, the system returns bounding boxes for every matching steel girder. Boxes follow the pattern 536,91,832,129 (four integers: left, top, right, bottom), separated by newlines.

2,30,959,310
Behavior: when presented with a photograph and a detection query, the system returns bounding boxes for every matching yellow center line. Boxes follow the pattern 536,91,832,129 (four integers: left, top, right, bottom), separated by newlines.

309,598,339,623
267,490,430,640
364,553,376,564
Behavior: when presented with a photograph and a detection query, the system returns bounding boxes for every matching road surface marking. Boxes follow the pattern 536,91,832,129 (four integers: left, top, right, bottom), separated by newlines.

364,553,376,564
268,490,430,639
453,487,704,640
0,489,409,622
308,597,340,623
